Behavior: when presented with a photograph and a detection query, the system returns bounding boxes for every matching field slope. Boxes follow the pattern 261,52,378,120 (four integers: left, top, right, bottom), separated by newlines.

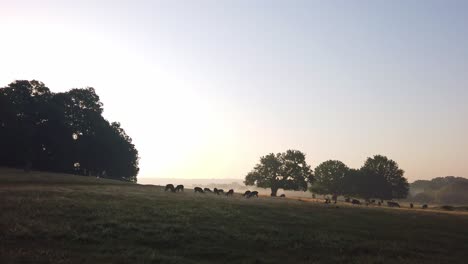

1,168,468,264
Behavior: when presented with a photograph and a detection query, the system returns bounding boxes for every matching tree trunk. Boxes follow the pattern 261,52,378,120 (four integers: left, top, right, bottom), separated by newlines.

270,187,278,197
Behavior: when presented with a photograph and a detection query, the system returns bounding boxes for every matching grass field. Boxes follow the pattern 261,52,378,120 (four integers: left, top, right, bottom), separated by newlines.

1,168,468,263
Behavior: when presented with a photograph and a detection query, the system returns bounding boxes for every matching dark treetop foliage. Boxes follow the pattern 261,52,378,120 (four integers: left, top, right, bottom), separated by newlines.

308,155,409,200
0,80,139,182
311,160,349,196
244,150,313,196
358,155,409,200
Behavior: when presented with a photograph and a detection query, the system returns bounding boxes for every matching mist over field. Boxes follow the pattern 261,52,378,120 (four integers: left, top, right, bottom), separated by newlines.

138,176,468,203
138,178,310,197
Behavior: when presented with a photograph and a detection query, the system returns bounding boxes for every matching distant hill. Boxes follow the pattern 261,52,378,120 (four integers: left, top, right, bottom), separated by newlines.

409,176,468,205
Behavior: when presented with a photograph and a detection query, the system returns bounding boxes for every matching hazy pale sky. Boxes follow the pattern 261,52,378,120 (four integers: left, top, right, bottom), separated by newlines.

1,0,467,181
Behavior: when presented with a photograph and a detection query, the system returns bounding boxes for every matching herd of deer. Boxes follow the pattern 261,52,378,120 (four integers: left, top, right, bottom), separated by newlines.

339,197,429,209
163,184,428,208
164,184,260,198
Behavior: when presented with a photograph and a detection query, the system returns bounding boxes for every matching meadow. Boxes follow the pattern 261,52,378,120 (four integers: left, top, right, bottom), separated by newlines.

1,168,468,264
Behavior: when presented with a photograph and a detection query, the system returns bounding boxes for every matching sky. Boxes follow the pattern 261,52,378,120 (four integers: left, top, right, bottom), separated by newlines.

1,0,467,182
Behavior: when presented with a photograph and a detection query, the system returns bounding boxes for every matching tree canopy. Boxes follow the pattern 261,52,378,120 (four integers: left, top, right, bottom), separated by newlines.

244,150,313,196
0,80,139,182
359,155,409,200
308,155,409,200
310,160,349,196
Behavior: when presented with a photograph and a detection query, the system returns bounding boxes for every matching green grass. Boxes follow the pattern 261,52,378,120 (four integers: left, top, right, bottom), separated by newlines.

1,168,468,263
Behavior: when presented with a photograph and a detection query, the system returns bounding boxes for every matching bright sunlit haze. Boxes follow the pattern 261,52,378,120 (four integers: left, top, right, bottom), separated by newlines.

1,0,467,181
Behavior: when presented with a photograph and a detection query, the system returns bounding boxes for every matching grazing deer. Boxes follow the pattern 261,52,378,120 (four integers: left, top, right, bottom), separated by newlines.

247,191,258,198
280,194,286,197
194,187,204,193
165,184,175,192
217,189,224,195
204,188,212,193
351,199,361,205
243,190,251,197
387,201,400,208
422,204,428,209
175,185,184,192
226,189,234,196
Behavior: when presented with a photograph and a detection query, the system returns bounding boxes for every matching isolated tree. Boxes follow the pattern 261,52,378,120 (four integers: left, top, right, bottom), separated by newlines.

244,150,313,196
359,155,409,200
310,160,349,198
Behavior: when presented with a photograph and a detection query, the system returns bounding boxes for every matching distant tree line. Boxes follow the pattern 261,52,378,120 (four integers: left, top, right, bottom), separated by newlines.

0,80,139,182
410,176,468,204
245,150,409,200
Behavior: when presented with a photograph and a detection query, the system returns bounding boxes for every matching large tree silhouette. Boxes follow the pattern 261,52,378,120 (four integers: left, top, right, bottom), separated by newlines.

0,80,139,182
358,155,409,200
308,156,409,201
310,160,349,197
244,150,313,196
